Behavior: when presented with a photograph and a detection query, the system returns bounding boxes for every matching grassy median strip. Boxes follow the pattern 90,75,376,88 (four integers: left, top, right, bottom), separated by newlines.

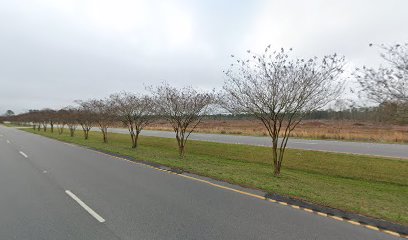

23,128,408,225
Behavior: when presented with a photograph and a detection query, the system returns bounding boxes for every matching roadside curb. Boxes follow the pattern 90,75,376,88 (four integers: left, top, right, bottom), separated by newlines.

264,193,408,237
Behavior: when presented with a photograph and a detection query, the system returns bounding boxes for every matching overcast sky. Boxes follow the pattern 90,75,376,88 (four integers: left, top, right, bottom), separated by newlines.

0,0,407,114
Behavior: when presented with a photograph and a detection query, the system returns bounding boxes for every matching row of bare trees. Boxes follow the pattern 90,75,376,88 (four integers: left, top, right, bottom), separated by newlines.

6,47,346,176
9,44,406,176
11,84,215,159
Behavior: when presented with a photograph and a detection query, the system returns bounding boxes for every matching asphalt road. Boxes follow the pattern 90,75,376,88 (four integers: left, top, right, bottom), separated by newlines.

106,128,408,159
0,125,401,239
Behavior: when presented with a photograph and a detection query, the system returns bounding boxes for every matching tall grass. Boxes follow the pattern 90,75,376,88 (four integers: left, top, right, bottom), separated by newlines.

146,120,408,143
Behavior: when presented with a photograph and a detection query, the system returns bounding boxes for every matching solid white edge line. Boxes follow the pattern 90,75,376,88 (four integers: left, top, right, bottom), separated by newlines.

65,190,105,223
19,151,28,158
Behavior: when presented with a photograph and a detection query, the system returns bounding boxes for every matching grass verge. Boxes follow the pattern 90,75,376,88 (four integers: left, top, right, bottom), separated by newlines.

23,128,408,225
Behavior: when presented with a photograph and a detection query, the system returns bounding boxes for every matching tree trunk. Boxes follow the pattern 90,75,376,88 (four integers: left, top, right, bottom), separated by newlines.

175,133,184,158
178,138,185,158
131,132,140,149
69,128,75,137
101,128,108,143
129,130,135,148
272,138,280,176
273,162,281,176
83,129,89,140
277,160,283,175
50,123,54,133
178,145,185,158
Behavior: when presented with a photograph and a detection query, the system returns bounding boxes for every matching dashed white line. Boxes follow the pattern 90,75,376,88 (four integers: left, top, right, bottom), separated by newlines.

65,190,105,223
6,140,10,144
19,151,28,158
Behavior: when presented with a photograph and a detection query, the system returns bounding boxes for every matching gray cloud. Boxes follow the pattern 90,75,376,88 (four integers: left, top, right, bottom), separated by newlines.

0,0,407,113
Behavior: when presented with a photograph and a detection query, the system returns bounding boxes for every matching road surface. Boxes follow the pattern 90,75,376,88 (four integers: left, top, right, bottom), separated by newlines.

106,128,408,159
0,125,402,239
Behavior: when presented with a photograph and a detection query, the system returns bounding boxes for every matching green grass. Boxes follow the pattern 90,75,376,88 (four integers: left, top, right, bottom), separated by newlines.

23,128,408,225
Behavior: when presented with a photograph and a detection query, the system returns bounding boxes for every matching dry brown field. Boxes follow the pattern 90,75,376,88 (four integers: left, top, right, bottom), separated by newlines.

144,119,408,143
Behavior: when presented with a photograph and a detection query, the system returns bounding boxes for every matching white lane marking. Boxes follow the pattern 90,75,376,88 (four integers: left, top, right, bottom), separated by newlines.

65,190,105,223
43,170,47,173
19,151,28,158
6,140,10,144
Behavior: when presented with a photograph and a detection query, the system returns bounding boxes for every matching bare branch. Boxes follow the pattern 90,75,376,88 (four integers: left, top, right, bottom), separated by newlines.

150,83,215,157
221,47,345,176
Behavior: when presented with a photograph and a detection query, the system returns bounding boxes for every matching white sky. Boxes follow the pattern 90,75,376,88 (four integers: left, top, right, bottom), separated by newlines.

0,0,407,113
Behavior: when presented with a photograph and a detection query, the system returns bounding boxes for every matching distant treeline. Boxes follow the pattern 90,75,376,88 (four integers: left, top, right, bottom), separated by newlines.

203,106,390,122
0,106,397,123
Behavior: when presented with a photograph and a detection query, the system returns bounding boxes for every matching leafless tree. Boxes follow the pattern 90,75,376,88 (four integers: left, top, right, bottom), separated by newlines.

355,43,408,124
25,110,40,130
75,100,96,140
40,109,56,133
26,110,41,130
150,83,215,157
221,47,345,176
63,107,79,137
45,109,57,133
41,114,48,132
110,92,155,148
34,111,43,131
56,109,67,135
88,98,116,143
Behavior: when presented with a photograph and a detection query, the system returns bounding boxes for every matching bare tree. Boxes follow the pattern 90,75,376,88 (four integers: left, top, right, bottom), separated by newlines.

221,47,344,176
40,109,56,133
88,98,116,143
45,109,57,133
26,110,41,131
75,100,96,140
41,112,48,132
150,83,215,157
355,43,408,124
56,109,67,135
110,92,155,148
64,107,78,137
34,110,43,131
